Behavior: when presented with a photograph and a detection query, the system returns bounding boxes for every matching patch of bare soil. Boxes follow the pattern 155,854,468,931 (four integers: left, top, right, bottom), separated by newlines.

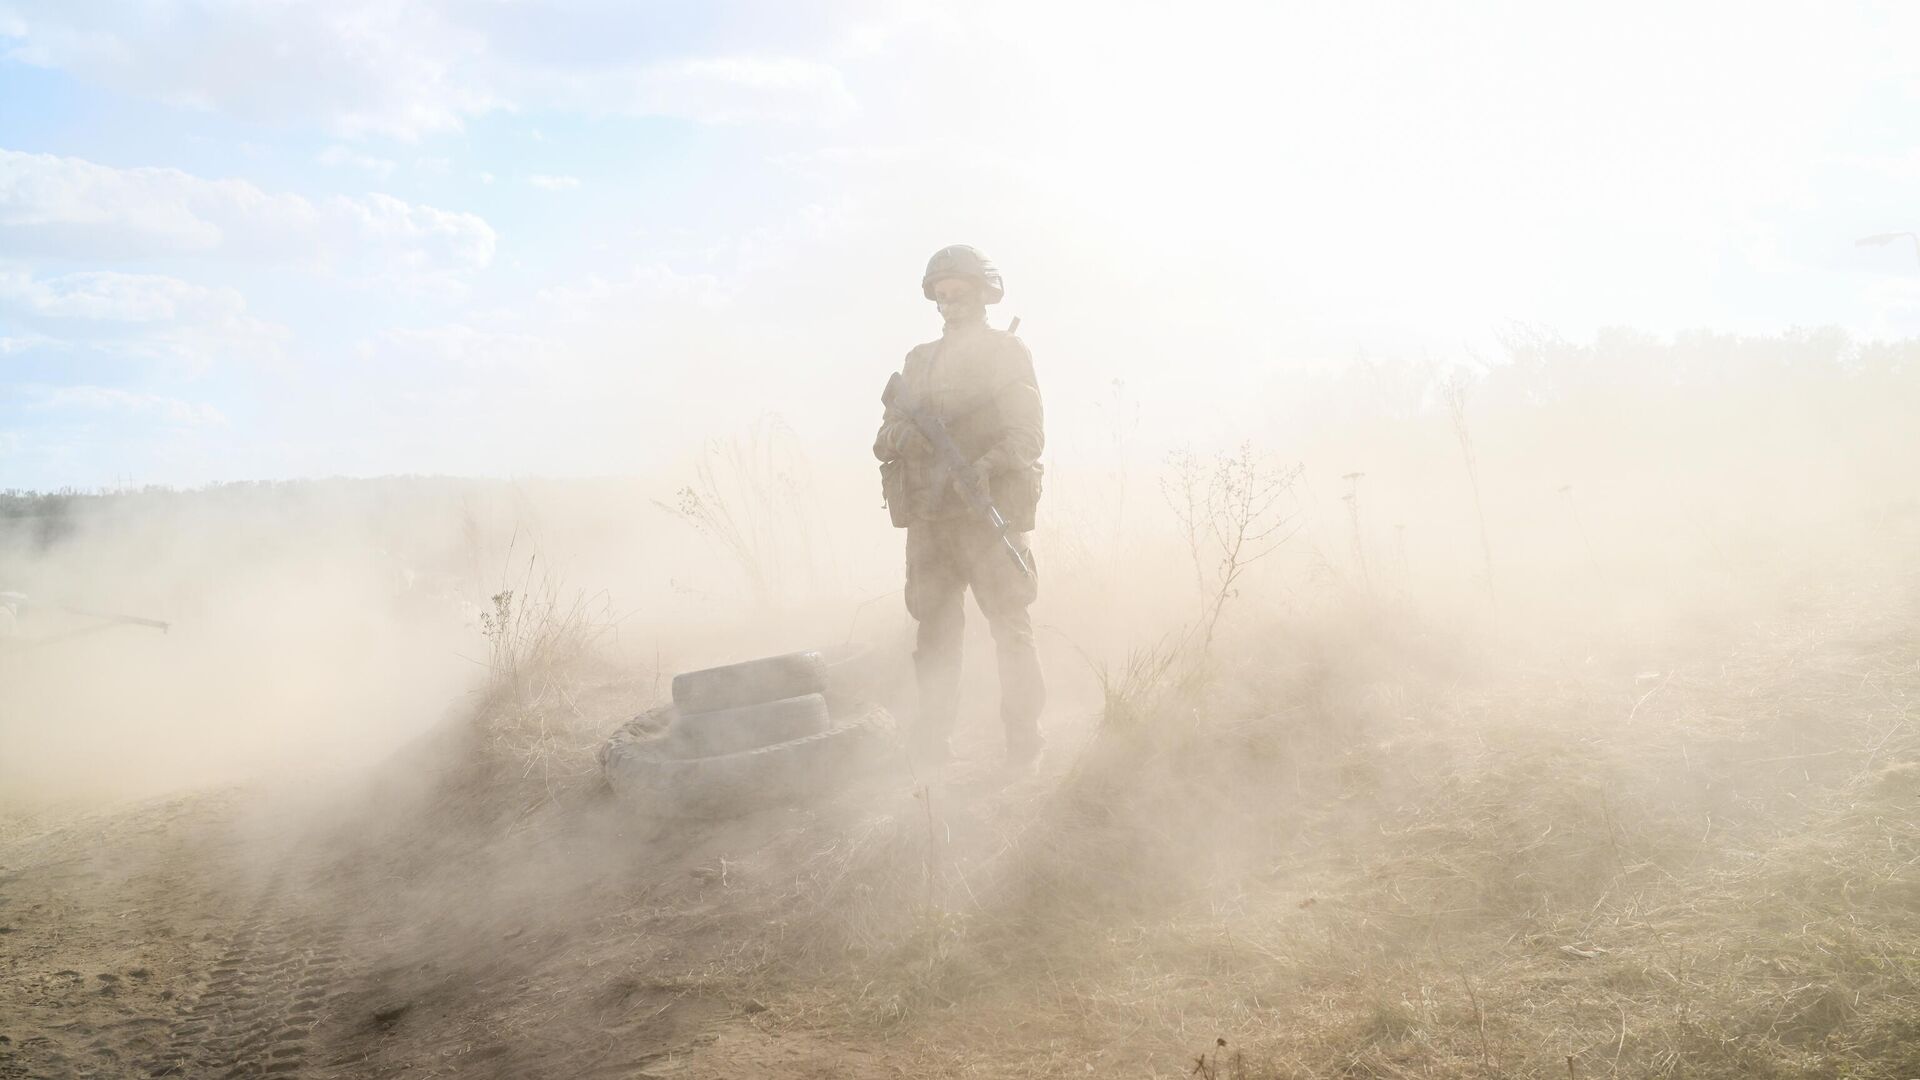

0,669,940,1080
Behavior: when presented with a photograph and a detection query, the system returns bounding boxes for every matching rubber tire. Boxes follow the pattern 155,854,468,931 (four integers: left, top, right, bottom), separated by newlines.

672,651,828,715
597,704,677,776
815,642,879,708
606,706,902,820
662,693,830,758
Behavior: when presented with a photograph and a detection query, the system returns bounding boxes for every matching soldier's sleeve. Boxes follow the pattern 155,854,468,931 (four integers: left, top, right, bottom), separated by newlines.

872,349,919,462
976,335,1044,474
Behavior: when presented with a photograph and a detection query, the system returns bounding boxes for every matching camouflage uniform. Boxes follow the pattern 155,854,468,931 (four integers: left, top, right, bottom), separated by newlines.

874,248,1046,759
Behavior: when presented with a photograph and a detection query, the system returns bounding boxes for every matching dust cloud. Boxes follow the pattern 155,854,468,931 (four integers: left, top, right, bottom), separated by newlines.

2,326,1917,1078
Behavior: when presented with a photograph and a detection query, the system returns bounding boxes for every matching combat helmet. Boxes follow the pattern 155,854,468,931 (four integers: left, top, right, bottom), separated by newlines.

921,244,1004,304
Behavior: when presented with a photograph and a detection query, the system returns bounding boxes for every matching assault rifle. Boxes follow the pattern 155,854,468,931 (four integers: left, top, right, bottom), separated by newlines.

880,374,1035,579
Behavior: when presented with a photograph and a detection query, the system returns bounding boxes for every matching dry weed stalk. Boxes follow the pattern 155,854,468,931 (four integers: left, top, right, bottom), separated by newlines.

1084,633,1192,732
1161,442,1304,651
1442,370,1496,605
470,539,622,811
1079,443,1304,739
476,553,613,697
1558,483,1606,586
1341,470,1371,593
655,414,825,606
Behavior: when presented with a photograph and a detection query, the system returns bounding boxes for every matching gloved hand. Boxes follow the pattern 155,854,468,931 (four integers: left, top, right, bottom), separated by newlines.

901,425,934,460
882,422,932,461
952,460,992,505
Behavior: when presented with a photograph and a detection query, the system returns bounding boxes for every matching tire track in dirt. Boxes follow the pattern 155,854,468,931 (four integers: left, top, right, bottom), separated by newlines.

143,865,353,1079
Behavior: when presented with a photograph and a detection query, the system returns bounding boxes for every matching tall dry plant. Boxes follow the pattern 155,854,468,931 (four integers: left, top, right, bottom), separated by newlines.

1442,371,1497,605
1342,470,1372,593
475,543,614,700
656,415,826,608
465,535,625,813
1081,444,1300,734
1557,482,1607,585
1161,442,1305,651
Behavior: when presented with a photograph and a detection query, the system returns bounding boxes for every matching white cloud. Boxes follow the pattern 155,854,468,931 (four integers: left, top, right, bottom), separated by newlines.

0,268,288,368
0,3,867,138
0,148,495,272
317,144,396,179
328,191,495,272
368,324,556,370
534,262,730,316
346,261,729,381
0,2,493,139
593,56,857,126
27,385,228,427
528,174,580,191
0,269,242,322
0,331,54,354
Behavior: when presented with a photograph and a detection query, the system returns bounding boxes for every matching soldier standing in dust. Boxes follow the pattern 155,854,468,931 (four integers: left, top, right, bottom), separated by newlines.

874,245,1047,767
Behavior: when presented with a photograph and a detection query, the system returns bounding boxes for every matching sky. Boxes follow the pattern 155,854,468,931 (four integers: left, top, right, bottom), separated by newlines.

4,0,1920,491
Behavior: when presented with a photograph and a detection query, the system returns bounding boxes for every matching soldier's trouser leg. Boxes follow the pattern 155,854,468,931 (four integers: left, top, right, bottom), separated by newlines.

904,525,966,746
966,529,1046,752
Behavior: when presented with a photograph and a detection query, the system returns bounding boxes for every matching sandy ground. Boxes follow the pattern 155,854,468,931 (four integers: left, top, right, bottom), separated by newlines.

0,777,919,1079
0,671,1059,1080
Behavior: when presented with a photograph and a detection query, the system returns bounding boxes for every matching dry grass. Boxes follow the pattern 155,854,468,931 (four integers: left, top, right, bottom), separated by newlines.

354,541,1920,1078
414,552,655,829
583,560,1920,1079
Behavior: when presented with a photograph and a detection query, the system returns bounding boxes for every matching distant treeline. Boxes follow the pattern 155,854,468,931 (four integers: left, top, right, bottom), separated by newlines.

0,491,78,517
0,477,532,553
0,491,82,547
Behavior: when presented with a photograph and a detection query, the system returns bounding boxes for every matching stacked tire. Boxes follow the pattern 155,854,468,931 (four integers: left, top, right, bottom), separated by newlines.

602,646,900,819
